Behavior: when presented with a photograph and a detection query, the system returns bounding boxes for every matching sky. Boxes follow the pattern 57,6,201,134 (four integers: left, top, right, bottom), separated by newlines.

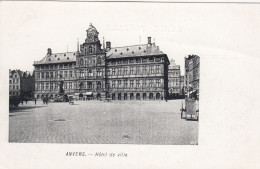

1,2,260,74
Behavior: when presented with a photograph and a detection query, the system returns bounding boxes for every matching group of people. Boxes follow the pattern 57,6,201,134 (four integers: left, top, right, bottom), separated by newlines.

42,96,49,105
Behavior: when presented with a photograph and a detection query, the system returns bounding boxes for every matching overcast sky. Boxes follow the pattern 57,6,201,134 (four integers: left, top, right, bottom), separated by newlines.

1,2,259,74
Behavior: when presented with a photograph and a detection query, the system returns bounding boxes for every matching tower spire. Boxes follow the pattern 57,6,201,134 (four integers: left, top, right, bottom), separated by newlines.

103,37,105,50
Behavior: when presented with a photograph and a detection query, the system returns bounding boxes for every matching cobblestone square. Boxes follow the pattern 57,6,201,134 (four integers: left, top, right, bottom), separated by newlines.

9,100,198,145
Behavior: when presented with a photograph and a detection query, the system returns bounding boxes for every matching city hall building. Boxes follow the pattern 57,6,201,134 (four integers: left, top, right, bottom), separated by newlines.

33,24,170,100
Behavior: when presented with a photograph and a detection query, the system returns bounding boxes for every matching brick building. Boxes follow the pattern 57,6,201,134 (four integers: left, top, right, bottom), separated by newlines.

33,24,170,100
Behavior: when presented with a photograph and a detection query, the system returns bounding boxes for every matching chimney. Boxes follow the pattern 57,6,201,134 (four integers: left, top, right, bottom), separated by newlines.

147,37,151,45
47,48,52,55
106,41,111,51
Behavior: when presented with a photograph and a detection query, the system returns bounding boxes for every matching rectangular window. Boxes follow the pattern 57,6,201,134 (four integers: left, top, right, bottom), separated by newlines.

46,83,49,90
112,68,116,75
155,65,160,73
118,80,121,88
142,58,148,63
37,73,40,79
50,65,53,69
55,83,58,89
64,71,68,78
41,72,45,79
123,67,128,75
41,83,44,90
50,83,53,90
64,64,68,69
69,71,73,78
156,79,161,87
149,79,153,87
143,66,147,74
149,66,154,74
124,80,128,87
112,81,116,88
130,67,134,74
13,85,15,89
118,68,122,75
69,82,72,89
36,83,40,90
97,70,101,76
143,80,147,87
60,71,63,78
64,82,67,89
136,67,140,74
88,82,92,89
130,80,134,88
50,72,54,78
136,80,140,88
46,72,49,78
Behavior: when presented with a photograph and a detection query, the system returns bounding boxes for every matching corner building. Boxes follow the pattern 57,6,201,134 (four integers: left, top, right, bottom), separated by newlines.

33,24,170,100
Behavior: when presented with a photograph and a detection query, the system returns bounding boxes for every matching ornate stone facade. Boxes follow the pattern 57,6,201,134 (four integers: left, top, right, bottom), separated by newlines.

33,24,170,100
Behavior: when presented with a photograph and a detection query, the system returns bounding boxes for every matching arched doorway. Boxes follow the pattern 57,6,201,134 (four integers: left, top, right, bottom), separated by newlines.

130,93,134,100
124,93,127,100
149,93,153,100
143,93,146,100
97,93,101,100
118,93,121,100
136,93,140,100
156,93,160,100
112,93,115,100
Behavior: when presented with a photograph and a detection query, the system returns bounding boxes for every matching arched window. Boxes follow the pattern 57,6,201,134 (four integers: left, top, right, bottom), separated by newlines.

89,46,93,54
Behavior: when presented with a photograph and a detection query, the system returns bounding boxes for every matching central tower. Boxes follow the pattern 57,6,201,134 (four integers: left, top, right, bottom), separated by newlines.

80,23,103,55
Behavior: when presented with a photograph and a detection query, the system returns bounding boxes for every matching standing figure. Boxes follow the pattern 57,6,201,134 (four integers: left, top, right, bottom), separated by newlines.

34,98,37,105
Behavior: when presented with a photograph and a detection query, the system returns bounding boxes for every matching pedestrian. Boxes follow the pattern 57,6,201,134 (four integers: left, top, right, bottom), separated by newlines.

46,97,48,105
43,97,45,105
34,98,37,105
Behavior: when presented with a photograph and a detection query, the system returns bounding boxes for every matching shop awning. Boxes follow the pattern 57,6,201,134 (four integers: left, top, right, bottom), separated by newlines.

86,92,93,96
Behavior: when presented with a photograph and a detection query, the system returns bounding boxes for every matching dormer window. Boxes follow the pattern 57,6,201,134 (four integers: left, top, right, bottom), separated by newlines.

67,57,69,60
49,58,51,61
139,47,141,50
73,53,75,55
55,54,57,57
115,49,117,52
58,58,60,60
126,48,129,51
132,51,134,54
120,52,123,55
144,50,146,53
64,54,66,56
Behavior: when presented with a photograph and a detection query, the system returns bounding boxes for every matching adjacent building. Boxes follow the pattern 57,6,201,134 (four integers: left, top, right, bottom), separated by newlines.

9,69,35,98
33,24,170,100
184,55,200,99
168,59,182,99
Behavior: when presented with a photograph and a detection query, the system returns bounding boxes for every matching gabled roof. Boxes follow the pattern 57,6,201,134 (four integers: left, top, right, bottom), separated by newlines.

106,43,164,59
34,52,77,65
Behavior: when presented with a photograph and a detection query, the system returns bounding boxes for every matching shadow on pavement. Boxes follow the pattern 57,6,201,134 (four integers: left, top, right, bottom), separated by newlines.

9,106,46,113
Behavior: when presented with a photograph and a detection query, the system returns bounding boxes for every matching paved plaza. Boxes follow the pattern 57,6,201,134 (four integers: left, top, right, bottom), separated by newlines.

9,100,198,145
